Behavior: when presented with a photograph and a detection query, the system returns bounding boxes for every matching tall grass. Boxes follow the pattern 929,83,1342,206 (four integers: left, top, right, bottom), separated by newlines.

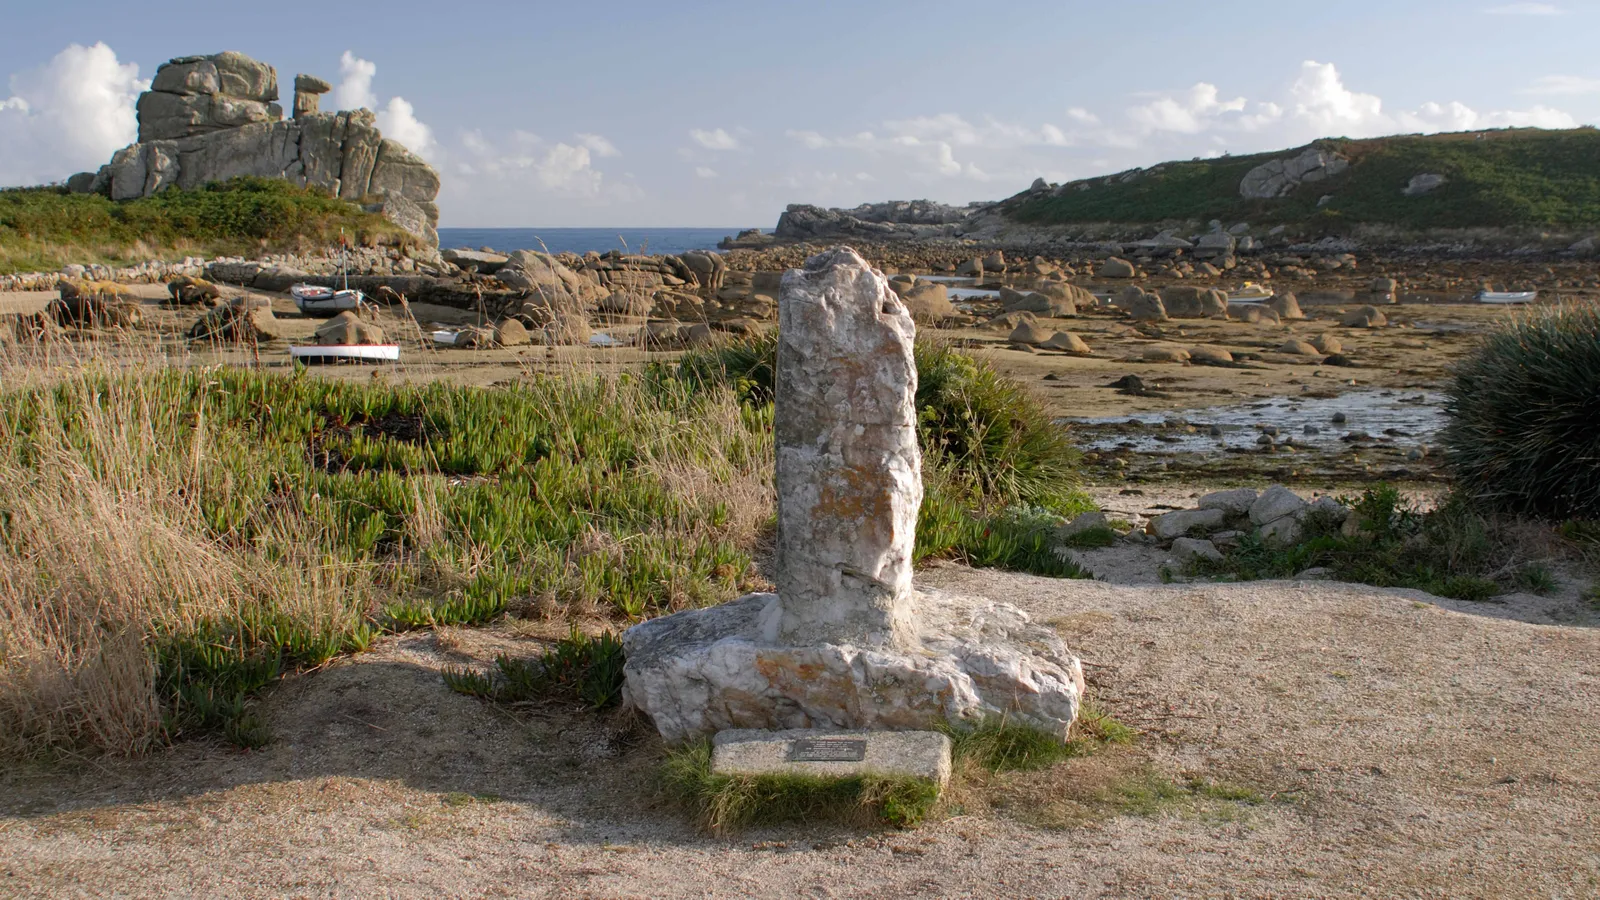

0,362,770,757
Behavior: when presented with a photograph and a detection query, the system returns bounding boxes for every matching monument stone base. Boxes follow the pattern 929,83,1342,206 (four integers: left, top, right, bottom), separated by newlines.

621,590,1085,744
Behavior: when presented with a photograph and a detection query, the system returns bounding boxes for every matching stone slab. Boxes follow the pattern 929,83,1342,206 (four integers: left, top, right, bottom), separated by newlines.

621,589,1084,744
711,729,952,787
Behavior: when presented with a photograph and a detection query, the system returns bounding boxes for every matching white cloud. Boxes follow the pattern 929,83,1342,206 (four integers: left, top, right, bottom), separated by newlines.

694,166,717,179
335,51,377,111
450,129,617,195
1128,83,1247,133
577,133,620,157
377,96,436,160
1523,74,1600,95
0,42,145,186
1485,2,1563,13
337,51,441,162
689,127,742,150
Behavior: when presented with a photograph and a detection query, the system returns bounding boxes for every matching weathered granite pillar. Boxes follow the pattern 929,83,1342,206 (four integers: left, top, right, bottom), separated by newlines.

620,247,1085,744
775,248,921,650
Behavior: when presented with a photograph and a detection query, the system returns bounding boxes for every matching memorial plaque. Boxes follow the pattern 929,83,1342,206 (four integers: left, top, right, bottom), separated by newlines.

787,738,868,763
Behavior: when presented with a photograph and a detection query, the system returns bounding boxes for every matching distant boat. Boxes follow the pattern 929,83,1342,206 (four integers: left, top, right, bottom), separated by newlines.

1226,282,1275,303
291,229,367,316
1476,290,1537,304
288,344,399,364
290,283,367,315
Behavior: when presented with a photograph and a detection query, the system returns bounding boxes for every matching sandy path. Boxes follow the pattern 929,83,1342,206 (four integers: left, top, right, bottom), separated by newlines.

3,569,1596,899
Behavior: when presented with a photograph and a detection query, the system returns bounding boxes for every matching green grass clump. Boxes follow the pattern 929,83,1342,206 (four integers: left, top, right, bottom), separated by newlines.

1003,127,1600,231
1442,303,1600,521
444,628,626,711
1189,485,1522,602
0,177,410,274
661,739,941,834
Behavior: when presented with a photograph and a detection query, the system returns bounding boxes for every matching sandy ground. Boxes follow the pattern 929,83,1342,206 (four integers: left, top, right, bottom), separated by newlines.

3,565,1597,899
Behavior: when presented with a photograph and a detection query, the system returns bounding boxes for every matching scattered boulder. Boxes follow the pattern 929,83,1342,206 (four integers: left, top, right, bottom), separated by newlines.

442,248,509,274
1402,173,1447,196
1098,257,1137,279
1310,334,1343,354
1041,331,1091,354
1147,508,1227,541
1143,345,1191,364
50,280,142,328
1276,339,1321,356
901,282,955,322
1059,511,1108,540
1341,306,1388,328
1160,286,1229,319
1249,485,1308,527
1267,291,1305,320
1126,291,1169,323
1171,537,1224,564
165,275,223,307
314,310,386,345
1008,320,1055,346
189,296,282,342
1238,305,1280,325
987,310,1038,331
495,319,531,347
1189,345,1234,365
546,311,592,346
1198,488,1258,516
955,258,984,277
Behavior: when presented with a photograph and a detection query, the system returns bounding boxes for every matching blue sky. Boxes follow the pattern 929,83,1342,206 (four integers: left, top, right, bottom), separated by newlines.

3,0,1598,226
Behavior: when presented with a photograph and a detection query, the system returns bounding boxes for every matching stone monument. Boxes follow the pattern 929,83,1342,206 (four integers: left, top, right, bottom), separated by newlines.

621,247,1084,744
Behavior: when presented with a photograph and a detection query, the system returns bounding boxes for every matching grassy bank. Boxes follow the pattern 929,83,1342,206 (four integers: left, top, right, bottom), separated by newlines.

1004,127,1600,231
0,177,409,275
0,341,1087,758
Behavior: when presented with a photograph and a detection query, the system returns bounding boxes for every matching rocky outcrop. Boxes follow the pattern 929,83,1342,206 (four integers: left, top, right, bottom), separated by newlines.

1239,147,1350,200
773,200,978,242
75,52,441,246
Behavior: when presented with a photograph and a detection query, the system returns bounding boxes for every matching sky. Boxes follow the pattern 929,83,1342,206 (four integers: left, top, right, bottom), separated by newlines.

3,0,1599,227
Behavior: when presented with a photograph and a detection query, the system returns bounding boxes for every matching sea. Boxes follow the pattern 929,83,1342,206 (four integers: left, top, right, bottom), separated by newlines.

435,227,759,257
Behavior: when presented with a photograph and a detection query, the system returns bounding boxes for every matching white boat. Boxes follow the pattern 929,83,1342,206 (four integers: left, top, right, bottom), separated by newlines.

291,230,367,316
288,344,400,364
290,283,367,316
1476,290,1537,304
1226,282,1275,304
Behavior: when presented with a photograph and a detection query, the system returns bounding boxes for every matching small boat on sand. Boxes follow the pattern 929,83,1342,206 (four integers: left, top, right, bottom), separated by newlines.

1226,282,1275,303
291,230,367,316
288,344,399,364
290,283,367,316
1475,290,1537,304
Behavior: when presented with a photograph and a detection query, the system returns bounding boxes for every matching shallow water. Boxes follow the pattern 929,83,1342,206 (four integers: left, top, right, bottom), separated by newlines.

1065,390,1447,455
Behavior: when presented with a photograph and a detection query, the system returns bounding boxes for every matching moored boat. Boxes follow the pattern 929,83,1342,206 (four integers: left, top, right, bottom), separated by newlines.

1476,290,1537,304
288,343,400,364
1226,282,1275,303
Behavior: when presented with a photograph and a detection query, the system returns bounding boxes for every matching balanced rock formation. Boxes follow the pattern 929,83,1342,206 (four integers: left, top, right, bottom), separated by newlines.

621,247,1085,743
74,51,441,246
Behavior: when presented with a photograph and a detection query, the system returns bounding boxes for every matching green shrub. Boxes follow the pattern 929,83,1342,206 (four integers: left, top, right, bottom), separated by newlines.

1442,303,1600,520
0,177,408,274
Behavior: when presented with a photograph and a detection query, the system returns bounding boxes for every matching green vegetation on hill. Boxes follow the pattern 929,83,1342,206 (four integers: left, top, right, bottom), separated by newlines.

1004,127,1600,231
0,177,408,275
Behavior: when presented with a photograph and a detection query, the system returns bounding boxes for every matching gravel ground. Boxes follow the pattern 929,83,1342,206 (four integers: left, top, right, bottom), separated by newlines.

3,569,1597,899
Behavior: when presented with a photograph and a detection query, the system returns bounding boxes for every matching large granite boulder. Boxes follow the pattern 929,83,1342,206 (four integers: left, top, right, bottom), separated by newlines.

89,52,441,246
1239,147,1350,199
